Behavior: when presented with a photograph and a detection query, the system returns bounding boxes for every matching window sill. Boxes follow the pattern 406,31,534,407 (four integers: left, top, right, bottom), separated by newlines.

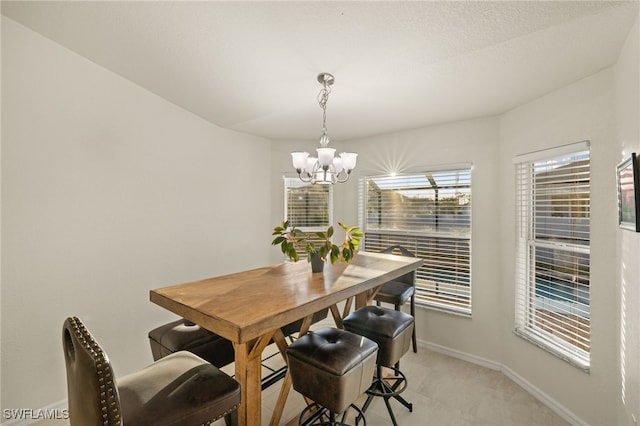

514,328,590,373
417,301,472,318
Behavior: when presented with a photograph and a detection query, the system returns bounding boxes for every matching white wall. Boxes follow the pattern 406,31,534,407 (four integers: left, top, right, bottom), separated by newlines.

1,17,272,412
615,15,640,426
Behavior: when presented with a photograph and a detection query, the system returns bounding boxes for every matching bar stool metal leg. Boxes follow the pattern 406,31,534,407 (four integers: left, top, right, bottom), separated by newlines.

300,402,367,426
357,364,412,426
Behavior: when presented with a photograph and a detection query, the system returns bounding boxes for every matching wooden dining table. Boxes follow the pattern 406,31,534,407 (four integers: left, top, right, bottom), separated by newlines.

150,251,423,426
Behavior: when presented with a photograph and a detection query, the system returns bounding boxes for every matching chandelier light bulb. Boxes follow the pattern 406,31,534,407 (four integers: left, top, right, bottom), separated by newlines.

333,157,344,174
305,157,317,175
340,152,358,171
291,152,310,171
317,147,336,168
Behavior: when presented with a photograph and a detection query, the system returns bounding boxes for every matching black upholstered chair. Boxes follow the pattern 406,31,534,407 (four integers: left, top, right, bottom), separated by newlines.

286,327,378,426
63,316,240,426
377,245,417,353
343,306,415,426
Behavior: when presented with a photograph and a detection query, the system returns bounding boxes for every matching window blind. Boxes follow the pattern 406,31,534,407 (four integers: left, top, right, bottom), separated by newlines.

514,143,590,370
284,178,333,229
361,169,472,314
284,177,333,259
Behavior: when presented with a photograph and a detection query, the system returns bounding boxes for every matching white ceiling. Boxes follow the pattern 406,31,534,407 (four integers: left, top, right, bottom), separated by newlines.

2,1,638,141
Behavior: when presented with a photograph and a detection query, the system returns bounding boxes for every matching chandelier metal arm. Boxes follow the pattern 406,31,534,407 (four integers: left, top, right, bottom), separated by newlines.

335,171,352,183
296,171,313,183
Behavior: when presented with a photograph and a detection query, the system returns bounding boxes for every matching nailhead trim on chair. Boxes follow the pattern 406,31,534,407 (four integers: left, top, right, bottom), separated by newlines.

203,404,239,426
69,317,122,426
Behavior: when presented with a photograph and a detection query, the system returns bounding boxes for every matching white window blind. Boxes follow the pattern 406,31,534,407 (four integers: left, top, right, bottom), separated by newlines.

514,143,590,370
284,177,333,258
361,168,472,315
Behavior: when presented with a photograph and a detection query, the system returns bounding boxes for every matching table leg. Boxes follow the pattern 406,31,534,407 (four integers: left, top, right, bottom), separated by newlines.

233,334,274,426
329,304,343,329
269,329,291,426
356,285,382,309
355,291,369,309
269,315,315,426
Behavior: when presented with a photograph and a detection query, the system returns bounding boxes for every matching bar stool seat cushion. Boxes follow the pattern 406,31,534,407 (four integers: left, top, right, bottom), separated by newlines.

118,351,241,425
375,280,414,306
149,319,235,368
343,306,414,368
286,327,378,414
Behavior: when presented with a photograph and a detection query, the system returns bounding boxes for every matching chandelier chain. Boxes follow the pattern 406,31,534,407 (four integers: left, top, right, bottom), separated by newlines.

317,83,331,137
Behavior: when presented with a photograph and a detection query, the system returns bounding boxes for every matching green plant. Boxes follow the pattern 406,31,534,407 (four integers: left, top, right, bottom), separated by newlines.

271,220,364,264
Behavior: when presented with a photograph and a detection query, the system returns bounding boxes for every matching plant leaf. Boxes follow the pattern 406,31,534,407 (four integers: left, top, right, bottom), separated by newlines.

272,236,286,246
327,226,334,238
288,247,299,262
342,247,351,262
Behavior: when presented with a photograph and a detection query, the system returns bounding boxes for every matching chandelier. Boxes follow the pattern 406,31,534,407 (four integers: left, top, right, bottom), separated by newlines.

291,73,358,184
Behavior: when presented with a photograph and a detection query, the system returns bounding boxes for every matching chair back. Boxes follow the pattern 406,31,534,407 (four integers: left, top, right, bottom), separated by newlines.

380,245,416,285
62,317,122,426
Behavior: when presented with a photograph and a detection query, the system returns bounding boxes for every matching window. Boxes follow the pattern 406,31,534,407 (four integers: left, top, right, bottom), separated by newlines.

360,167,472,315
284,177,333,258
514,141,590,370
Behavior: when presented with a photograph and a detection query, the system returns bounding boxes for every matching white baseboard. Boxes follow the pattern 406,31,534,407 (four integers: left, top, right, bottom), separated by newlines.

421,339,503,371
501,365,587,426
1,400,68,425
418,338,587,426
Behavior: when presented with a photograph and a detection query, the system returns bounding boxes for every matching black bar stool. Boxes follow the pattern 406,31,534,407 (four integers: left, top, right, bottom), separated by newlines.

343,306,415,426
286,327,378,425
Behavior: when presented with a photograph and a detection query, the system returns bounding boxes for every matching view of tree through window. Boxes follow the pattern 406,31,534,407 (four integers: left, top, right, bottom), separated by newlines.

361,169,472,314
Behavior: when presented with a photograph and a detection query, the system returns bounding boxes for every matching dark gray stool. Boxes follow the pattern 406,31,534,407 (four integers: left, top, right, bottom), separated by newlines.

149,318,235,368
377,245,418,353
286,327,378,426
343,306,415,426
